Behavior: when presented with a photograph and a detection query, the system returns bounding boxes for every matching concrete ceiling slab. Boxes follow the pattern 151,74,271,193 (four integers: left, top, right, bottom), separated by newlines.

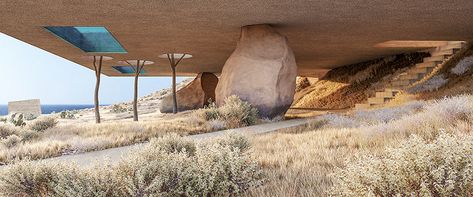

0,0,472,77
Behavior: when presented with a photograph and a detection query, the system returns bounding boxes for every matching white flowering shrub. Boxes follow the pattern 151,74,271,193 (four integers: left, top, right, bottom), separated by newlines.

409,74,449,93
195,95,259,129
331,132,473,196
0,134,263,196
451,56,473,75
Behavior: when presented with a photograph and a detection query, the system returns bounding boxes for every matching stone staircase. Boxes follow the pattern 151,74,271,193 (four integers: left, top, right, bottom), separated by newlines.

355,41,465,109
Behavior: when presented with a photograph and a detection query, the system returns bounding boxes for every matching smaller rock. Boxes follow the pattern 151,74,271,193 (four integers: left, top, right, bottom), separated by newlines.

160,72,218,113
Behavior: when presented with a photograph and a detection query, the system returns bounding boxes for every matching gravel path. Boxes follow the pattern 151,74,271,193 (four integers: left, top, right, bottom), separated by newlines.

1,118,314,169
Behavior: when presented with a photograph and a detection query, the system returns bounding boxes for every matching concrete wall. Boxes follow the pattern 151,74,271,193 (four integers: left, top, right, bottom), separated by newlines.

8,99,41,116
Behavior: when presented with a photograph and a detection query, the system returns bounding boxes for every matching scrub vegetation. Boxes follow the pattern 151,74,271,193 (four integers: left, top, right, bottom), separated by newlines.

0,96,261,165
194,95,259,130
0,134,263,196
4,95,471,196
246,95,473,196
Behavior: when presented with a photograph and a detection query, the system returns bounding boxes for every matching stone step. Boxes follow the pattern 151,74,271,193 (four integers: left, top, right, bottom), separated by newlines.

423,56,447,63
376,91,394,98
384,88,400,94
391,80,410,86
408,78,420,84
400,74,420,80
355,103,371,109
409,67,429,74
368,97,386,105
447,41,466,45
388,85,405,90
416,62,439,68
439,42,464,51
430,48,457,56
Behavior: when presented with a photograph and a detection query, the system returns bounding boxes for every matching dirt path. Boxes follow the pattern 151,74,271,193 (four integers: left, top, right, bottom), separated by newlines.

1,118,315,169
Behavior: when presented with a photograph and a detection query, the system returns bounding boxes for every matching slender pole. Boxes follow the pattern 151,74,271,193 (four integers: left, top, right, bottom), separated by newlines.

93,56,103,124
167,54,186,114
171,64,177,114
133,60,141,121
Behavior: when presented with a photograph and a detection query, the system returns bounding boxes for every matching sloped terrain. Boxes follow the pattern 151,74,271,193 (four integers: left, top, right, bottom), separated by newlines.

292,53,426,109
412,42,473,99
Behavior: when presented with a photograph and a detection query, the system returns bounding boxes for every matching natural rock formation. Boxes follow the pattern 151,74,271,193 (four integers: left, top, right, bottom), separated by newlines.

215,24,297,118
160,72,218,113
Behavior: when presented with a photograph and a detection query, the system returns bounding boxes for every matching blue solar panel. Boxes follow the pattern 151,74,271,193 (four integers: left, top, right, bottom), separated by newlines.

45,26,126,53
112,66,145,74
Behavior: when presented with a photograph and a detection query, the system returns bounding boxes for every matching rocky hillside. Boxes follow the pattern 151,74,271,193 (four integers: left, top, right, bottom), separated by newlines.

64,79,193,123
292,53,427,109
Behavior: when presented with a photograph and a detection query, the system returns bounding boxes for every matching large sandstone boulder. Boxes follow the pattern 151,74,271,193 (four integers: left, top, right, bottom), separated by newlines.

215,24,297,118
160,72,218,113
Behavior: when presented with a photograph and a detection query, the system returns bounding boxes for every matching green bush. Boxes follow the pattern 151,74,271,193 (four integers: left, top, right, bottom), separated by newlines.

110,104,131,113
331,132,473,196
0,134,264,196
196,95,259,129
28,117,58,132
59,110,76,119
9,113,26,127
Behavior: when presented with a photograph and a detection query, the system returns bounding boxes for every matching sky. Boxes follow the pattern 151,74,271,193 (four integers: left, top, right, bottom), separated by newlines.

0,33,189,105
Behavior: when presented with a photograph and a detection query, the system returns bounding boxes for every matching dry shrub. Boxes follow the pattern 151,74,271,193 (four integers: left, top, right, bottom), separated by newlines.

148,133,196,155
296,77,311,91
28,116,58,132
0,134,263,196
0,161,62,196
1,135,21,148
115,133,263,196
196,95,259,129
246,94,473,196
363,95,473,140
331,132,473,196
0,123,20,139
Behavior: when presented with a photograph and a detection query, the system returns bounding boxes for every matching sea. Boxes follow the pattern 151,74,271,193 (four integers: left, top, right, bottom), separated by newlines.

0,104,102,116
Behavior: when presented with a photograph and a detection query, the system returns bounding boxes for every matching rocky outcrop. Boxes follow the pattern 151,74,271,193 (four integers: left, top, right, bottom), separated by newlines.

160,72,218,113
215,24,297,118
